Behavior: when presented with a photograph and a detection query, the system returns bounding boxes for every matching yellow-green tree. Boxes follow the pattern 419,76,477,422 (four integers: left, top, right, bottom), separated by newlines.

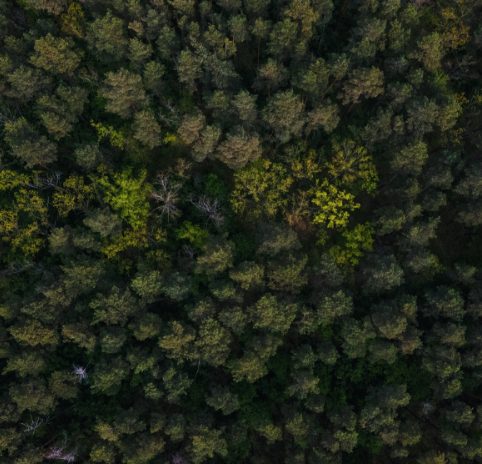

96,168,150,229
311,180,360,230
329,223,375,266
327,140,378,193
0,170,48,258
231,159,293,218
52,175,94,217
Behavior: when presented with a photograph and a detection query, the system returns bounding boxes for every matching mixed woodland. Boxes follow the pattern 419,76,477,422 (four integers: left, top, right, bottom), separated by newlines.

0,0,482,463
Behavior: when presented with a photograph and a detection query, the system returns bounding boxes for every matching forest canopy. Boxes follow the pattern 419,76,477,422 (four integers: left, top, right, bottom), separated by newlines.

0,0,481,463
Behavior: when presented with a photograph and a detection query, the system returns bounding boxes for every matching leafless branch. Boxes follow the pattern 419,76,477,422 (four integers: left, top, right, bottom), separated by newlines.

190,195,224,226
72,365,88,383
151,174,181,222
22,416,48,434
45,447,76,462
28,172,62,190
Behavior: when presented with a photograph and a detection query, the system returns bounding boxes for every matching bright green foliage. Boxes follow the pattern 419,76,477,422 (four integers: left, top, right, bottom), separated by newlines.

330,223,375,266
176,221,209,249
91,121,126,149
290,148,323,182
97,168,150,229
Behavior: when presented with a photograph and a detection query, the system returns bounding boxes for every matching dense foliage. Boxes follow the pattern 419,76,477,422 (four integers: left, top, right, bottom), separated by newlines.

0,0,481,463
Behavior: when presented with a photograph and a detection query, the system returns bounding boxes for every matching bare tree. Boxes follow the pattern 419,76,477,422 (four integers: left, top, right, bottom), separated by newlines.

72,365,88,383
191,195,224,226
28,171,62,190
45,447,76,462
21,416,47,434
151,174,181,221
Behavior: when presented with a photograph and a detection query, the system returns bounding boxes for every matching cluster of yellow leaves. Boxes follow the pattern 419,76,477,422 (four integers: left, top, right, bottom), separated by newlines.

231,159,293,218
0,210,17,235
163,133,178,144
230,140,377,266
309,141,377,260
0,169,29,190
290,149,323,182
311,180,360,230
91,120,126,149
0,170,48,257
102,226,148,259
52,175,95,217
